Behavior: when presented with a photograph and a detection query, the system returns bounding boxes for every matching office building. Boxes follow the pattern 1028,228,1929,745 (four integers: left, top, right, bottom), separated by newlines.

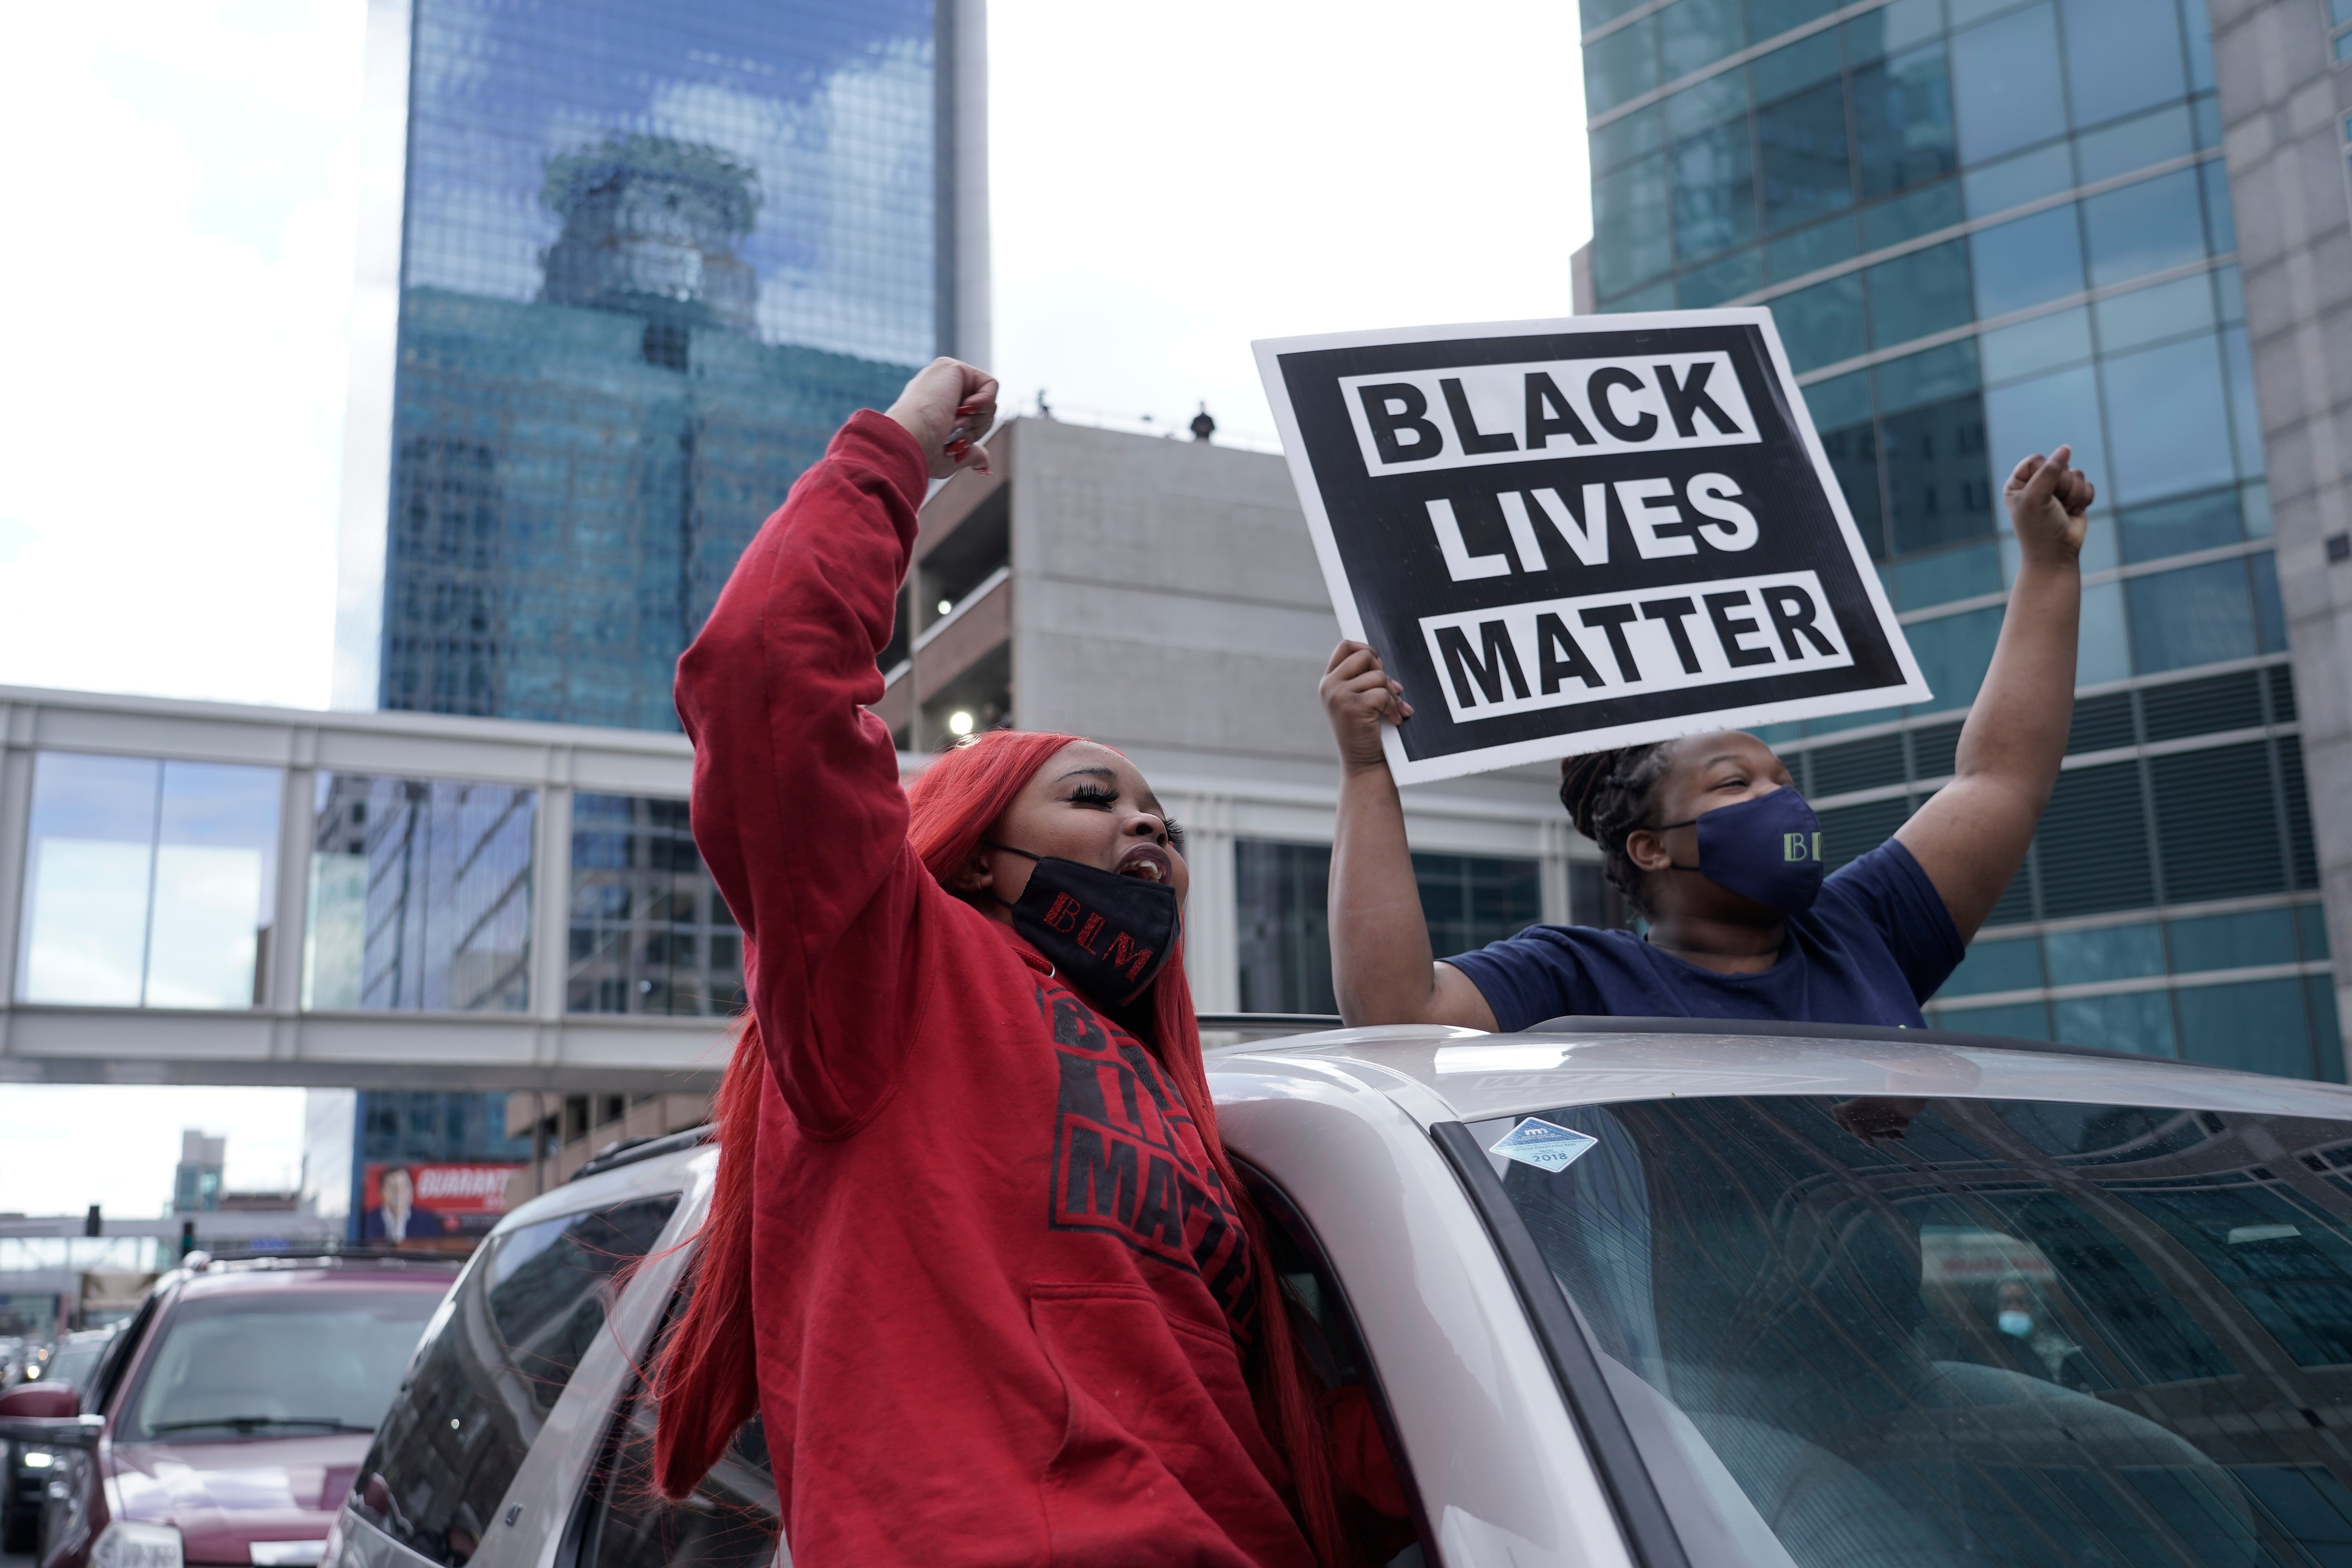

1575,0,2347,1074
171,1131,225,1215
334,0,990,729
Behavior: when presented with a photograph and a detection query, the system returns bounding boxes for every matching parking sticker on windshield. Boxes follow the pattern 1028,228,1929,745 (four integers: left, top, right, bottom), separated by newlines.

1490,1117,1599,1173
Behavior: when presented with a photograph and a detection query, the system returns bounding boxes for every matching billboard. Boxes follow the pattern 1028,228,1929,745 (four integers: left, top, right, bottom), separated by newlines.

360,1162,521,1249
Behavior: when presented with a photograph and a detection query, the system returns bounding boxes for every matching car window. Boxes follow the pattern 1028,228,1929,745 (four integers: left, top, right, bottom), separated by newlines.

41,1342,105,1394
1237,1165,1427,1567
1476,1095,2352,1568
89,1296,156,1412
575,1369,779,1568
118,1289,438,1442
353,1196,679,1568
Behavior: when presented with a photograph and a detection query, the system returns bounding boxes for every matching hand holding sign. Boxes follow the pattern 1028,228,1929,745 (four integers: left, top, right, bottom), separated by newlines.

1321,642,1412,773
1257,311,1929,784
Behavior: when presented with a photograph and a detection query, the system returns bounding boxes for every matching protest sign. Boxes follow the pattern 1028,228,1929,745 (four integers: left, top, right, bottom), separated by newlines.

1255,309,1929,785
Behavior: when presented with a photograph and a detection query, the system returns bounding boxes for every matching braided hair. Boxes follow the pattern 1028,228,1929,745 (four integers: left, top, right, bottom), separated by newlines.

1559,743,1680,915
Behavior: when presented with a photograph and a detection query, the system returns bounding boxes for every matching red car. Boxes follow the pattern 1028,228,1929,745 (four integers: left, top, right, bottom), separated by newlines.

0,1254,459,1568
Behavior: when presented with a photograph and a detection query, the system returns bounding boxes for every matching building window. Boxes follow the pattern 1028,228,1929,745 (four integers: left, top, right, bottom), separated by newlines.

15,752,281,1009
567,793,744,1016
1235,841,1543,1014
303,774,534,1012
1931,900,2337,1074
1236,841,1338,1014
2334,2,2352,61
359,1091,532,1163
1817,736,2316,929
1416,853,1546,960
2343,113,2352,211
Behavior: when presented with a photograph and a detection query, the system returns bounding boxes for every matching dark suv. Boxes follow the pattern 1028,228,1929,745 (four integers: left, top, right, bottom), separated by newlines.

0,1254,459,1568
3,1330,114,1553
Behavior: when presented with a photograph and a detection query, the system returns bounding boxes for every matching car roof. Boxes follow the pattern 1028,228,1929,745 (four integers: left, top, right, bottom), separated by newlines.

568,1124,711,1182
1212,1022,2352,1126
168,1258,460,1301
468,1025,2352,1207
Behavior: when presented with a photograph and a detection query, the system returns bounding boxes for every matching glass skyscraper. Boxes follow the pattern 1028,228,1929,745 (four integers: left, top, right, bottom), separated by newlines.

1581,0,2340,1074
367,0,976,730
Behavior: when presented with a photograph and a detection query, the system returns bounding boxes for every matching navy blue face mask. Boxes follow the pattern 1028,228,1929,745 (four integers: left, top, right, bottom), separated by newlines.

1657,788,1825,914
983,842,1180,1007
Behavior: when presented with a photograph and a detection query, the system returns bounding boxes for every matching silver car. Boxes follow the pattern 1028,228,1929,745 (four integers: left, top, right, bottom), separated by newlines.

325,1020,2352,1568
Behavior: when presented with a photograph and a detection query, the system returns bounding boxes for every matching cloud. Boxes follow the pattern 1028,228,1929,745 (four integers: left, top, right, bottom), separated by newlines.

0,2,364,710
0,1087,308,1217
987,0,1590,446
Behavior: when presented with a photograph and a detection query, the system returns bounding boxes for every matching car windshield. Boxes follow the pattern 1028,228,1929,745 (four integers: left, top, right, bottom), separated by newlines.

122,1288,440,1443
42,1341,104,1391
1481,1093,2352,1568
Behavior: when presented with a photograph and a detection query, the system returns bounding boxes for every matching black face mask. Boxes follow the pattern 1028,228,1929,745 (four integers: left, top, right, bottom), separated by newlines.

984,843,1181,1007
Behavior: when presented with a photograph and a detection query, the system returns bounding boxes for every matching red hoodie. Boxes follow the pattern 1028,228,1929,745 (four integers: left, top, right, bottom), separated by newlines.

673,412,1319,1568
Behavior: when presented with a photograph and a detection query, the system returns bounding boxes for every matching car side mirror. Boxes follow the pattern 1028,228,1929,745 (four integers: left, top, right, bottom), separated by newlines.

0,1385,78,1419
0,1414,102,1449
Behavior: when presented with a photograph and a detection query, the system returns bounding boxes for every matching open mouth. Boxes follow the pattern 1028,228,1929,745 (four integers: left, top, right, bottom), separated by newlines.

1118,845,1174,884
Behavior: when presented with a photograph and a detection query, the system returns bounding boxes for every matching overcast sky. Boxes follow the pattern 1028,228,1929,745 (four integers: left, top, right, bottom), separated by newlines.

989,1,1591,446
0,1087,310,1218
0,0,1589,1219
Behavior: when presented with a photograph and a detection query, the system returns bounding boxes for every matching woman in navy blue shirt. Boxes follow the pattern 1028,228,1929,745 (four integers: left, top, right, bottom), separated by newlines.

1322,445,2094,1031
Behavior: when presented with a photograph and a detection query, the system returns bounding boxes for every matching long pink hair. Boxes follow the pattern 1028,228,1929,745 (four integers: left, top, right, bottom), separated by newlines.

651,730,1347,1563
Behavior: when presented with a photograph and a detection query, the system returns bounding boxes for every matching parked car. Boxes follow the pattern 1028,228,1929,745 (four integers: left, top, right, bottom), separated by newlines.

4,1328,116,1553
316,1019,2352,1568
0,1252,461,1568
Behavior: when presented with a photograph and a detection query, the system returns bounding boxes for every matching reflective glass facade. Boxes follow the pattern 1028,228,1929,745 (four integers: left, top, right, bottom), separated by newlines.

14,753,281,1009
381,0,944,729
567,791,744,1016
1236,841,1544,1014
304,773,536,1012
1583,0,2337,1071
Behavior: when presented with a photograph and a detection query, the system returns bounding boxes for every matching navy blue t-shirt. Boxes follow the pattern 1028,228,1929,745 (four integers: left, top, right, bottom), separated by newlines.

1447,838,1964,1031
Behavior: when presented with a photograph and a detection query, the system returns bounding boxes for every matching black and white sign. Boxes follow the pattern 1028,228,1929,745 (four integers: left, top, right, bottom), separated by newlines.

1256,310,1928,784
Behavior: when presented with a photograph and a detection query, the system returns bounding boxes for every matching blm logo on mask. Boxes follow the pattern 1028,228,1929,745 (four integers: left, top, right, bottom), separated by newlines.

1255,311,1929,784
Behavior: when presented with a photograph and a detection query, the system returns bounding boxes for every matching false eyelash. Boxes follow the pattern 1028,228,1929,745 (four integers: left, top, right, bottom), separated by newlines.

1069,784,1183,851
